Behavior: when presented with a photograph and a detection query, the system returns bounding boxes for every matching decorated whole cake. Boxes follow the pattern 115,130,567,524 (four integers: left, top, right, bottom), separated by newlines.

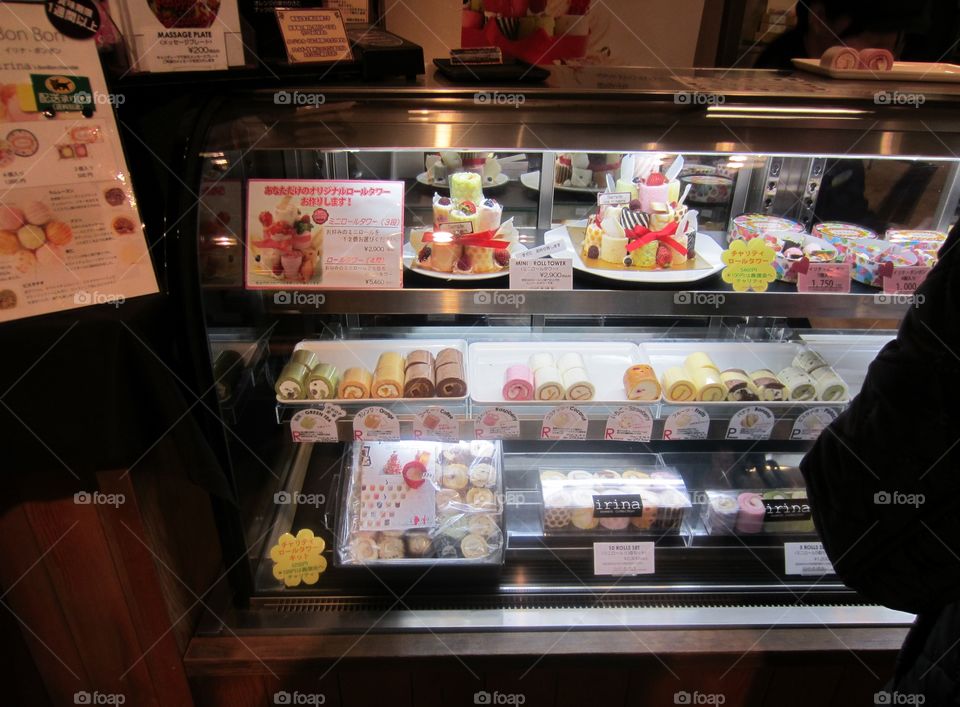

580,196,698,270
412,172,518,275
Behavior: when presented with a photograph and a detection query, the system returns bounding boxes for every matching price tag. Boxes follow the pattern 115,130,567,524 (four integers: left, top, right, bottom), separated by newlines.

353,407,400,441
541,406,588,440
593,542,655,576
721,238,777,292
797,262,852,293
598,191,632,206
412,407,459,442
475,407,520,439
290,404,345,443
269,529,328,587
663,407,710,440
726,406,775,440
141,28,229,72
276,8,352,64
784,542,835,576
509,256,573,290
245,179,404,290
604,406,654,442
883,265,931,295
790,407,838,440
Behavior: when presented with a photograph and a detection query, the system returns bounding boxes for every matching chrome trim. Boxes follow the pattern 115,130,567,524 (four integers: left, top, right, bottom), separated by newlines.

935,162,960,233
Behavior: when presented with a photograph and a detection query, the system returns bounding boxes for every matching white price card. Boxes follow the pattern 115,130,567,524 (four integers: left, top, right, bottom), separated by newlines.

593,542,655,576
141,28,229,72
784,542,835,576
509,256,573,290
604,406,654,442
474,407,520,439
541,406,588,441
790,407,838,440
246,180,404,290
352,407,400,441
663,407,710,440
726,406,775,440
290,405,345,443
412,407,459,442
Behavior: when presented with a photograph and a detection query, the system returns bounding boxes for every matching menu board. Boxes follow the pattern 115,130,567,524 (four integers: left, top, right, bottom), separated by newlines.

0,3,158,323
246,179,404,290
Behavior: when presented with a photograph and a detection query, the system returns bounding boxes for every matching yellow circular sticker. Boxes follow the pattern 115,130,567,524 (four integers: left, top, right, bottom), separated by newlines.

269,528,328,587
721,238,777,292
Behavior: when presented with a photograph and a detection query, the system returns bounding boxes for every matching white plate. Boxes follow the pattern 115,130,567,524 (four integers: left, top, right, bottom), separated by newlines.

468,341,647,406
544,224,726,284
279,339,468,404
792,58,960,82
403,241,527,281
416,172,509,190
520,170,603,195
642,341,850,405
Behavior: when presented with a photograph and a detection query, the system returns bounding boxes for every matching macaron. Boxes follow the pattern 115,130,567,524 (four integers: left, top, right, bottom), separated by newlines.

0,229,18,255
44,221,72,246
0,204,24,231
16,224,45,250
22,200,53,226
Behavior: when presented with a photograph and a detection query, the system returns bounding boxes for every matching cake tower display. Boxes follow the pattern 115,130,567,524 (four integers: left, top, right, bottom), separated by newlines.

412,171,518,275
580,155,697,270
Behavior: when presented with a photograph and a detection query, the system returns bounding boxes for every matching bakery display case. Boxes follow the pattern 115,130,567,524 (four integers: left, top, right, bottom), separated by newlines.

171,70,960,634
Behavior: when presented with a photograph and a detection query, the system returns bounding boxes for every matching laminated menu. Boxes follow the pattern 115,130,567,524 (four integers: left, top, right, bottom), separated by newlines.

539,468,691,535
338,441,504,565
0,3,158,323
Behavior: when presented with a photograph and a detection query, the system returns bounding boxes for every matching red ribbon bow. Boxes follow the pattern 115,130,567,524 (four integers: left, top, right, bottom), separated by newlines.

625,221,688,256
422,229,510,249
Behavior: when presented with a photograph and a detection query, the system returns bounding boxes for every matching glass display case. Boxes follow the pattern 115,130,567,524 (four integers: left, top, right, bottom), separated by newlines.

173,70,960,632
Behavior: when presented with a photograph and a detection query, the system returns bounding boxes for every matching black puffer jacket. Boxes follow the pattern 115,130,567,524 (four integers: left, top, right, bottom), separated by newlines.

801,223,960,703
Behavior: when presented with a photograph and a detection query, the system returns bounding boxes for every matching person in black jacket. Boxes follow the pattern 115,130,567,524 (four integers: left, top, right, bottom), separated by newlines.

801,223,960,703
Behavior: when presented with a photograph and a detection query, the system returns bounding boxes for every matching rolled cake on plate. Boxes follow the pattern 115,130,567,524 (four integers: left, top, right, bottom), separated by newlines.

404,362,435,398
562,367,595,401
291,349,320,370
623,364,661,401
811,366,847,401
557,351,585,374
720,369,759,402
705,492,739,535
435,349,467,397
276,362,309,400
858,48,894,71
778,366,817,401
793,349,829,374
820,45,860,69
750,369,786,401
307,363,339,400
372,351,405,398
735,492,766,534
502,364,534,401
691,366,725,402
684,351,720,373
535,365,565,401
528,352,556,373
339,367,373,399
663,366,697,402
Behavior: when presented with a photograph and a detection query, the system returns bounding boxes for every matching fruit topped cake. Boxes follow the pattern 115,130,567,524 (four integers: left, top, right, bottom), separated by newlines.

581,197,697,270
412,172,518,275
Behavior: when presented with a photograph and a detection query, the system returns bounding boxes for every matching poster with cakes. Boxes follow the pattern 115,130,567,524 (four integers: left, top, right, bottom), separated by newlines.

245,179,404,290
0,3,158,323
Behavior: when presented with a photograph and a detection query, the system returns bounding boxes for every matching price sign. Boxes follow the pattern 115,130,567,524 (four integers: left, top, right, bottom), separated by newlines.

276,8,352,64
352,407,400,441
604,406,654,442
509,256,573,290
290,404,345,443
593,542,655,576
541,406,588,441
790,407,838,440
474,407,520,439
412,407,459,442
721,238,777,292
663,407,710,440
726,406,775,440
784,542,835,576
797,262,852,293
884,266,931,295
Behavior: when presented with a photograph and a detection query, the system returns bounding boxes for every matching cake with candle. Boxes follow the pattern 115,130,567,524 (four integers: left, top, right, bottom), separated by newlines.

412,171,518,274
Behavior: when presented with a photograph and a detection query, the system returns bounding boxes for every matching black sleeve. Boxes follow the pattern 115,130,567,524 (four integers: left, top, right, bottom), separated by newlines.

800,225,960,614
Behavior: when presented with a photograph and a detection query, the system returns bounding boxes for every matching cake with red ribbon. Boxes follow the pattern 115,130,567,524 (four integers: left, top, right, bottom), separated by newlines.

412,171,518,274
581,195,697,270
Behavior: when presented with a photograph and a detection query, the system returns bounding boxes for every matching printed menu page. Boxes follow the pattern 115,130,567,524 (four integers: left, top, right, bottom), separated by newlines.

0,3,158,323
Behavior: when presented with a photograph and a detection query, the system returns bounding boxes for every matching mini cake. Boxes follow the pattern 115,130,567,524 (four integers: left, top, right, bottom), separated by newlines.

581,200,697,271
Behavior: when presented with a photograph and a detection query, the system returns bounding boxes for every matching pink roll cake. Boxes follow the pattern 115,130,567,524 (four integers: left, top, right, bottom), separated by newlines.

503,364,534,401
735,492,766,534
820,46,860,70
858,48,894,71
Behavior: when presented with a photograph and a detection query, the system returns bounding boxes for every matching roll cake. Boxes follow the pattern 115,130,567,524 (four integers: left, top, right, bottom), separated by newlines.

562,367,595,401
291,349,320,370
307,363,339,400
858,47,893,71
663,366,696,402
691,366,725,402
652,488,687,531
276,362,309,400
435,348,467,397
793,349,829,375
528,352,555,373
684,351,720,373
819,45,860,70
502,364,534,401
535,365,565,401
778,366,816,401
811,366,847,401
372,351,405,398
629,490,659,530
735,492,765,534
556,352,585,374
704,492,739,535
339,367,373,399
404,362,435,398
623,364,661,401
750,369,786,401
720,369,759,402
